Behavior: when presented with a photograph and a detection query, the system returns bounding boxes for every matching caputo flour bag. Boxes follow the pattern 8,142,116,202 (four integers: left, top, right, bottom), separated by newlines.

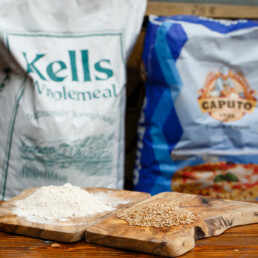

134,15,258,201
0,0,146,199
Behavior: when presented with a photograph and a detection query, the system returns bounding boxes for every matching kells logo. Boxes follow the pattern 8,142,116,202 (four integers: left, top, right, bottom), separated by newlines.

198,67,256,122
21,49,117,102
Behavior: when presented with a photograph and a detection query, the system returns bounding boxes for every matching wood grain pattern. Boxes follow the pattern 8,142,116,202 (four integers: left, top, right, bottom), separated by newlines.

146,2,258,19
85,192,258,257
1,225,258,258
0,188,150,242
0,201,258,257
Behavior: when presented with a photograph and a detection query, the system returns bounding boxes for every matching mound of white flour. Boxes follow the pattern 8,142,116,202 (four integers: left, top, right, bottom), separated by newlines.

13,183,114,221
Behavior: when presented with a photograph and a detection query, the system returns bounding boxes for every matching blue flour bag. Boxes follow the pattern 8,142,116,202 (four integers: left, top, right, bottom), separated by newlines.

134,15,258,201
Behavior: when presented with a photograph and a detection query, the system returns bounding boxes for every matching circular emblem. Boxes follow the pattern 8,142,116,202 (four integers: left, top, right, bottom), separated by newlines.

198,67,256,122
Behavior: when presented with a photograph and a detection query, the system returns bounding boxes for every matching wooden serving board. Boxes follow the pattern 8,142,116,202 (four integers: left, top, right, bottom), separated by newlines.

0,187,150,242
85,192,258,257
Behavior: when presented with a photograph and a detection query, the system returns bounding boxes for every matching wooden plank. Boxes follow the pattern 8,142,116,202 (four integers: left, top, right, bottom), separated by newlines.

0,219,258,257
0,187,150,242
146,2,258,19
85,192,258,257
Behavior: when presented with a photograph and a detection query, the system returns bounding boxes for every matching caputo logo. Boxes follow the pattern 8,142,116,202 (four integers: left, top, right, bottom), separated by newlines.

198,67,256,122
22,49,113,82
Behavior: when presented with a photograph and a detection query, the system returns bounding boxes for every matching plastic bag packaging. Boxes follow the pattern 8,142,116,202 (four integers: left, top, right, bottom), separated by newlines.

0,0,147,199
134,15,258,201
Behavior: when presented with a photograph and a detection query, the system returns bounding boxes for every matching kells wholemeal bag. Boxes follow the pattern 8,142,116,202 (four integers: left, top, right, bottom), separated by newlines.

0,0,146,199
134,15,258,201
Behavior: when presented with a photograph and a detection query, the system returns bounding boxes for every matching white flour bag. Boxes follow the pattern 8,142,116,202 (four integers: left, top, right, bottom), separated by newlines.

0,0,146,199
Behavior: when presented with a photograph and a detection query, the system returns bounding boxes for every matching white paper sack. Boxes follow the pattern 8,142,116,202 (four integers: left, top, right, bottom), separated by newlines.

0,0,146,199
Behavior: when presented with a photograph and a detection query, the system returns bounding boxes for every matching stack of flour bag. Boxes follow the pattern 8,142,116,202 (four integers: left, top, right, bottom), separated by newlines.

134,15,258,201
0,0,146,199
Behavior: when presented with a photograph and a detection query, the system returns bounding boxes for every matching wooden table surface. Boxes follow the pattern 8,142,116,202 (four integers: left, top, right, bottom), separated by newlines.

0,201,258,257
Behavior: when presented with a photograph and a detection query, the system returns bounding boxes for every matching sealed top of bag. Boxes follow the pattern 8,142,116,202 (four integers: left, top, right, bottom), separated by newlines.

150,15,258,33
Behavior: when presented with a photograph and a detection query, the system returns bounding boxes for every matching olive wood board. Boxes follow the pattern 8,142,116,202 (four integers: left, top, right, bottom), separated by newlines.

0,187,150,242
85,192,258,257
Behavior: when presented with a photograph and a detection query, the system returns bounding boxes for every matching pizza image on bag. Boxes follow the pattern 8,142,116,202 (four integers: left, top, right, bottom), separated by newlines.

171,162,258,201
